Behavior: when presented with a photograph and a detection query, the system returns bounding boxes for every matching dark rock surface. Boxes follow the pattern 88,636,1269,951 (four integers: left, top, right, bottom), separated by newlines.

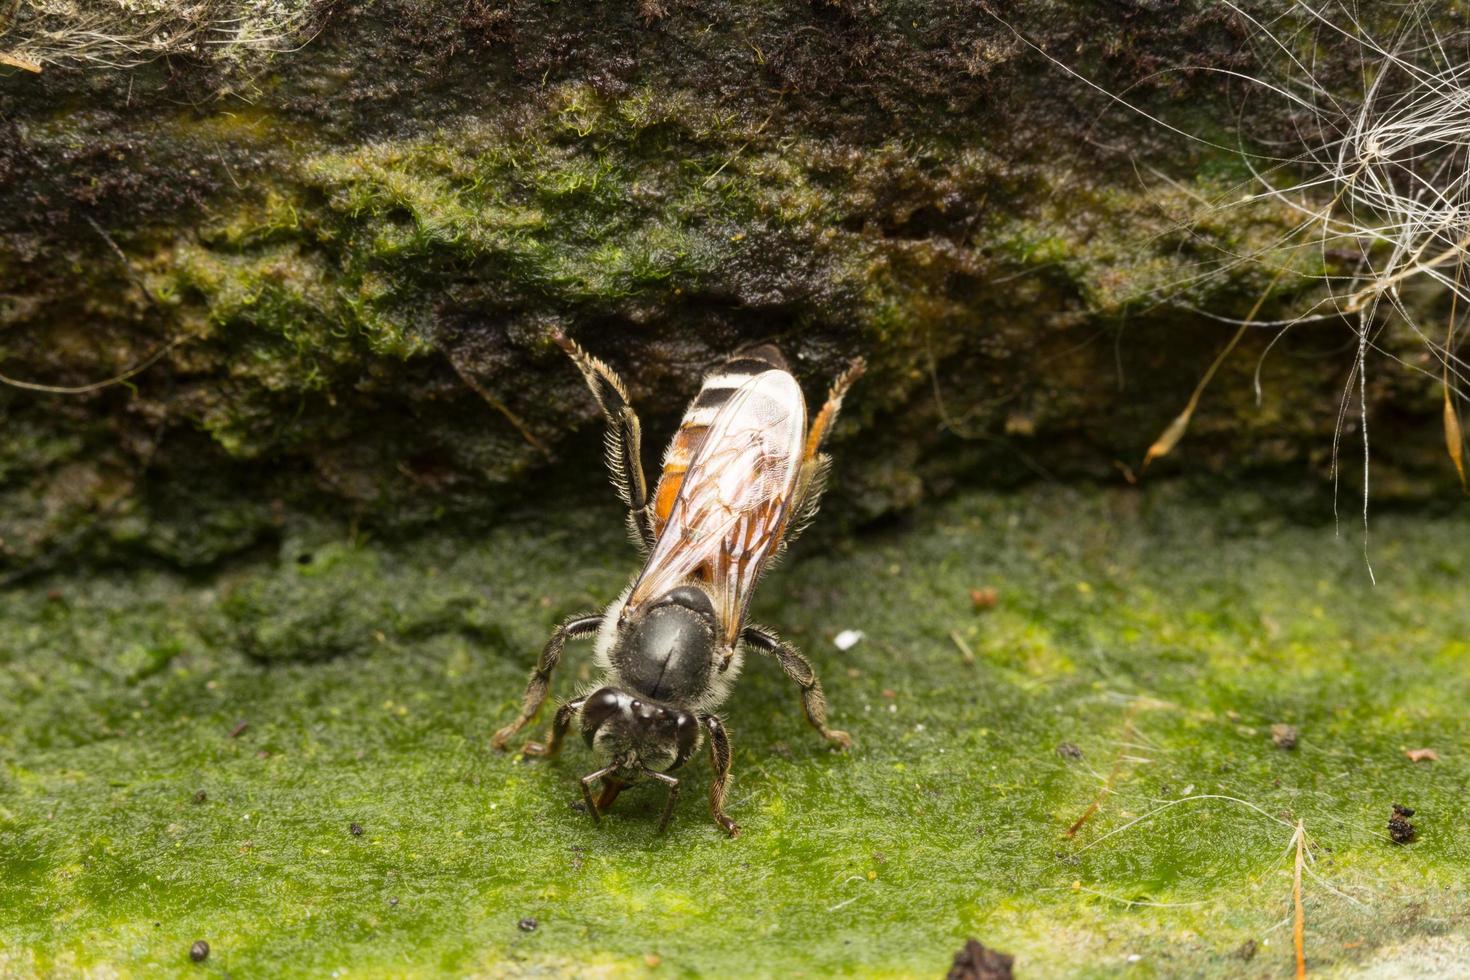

1,1,1457,576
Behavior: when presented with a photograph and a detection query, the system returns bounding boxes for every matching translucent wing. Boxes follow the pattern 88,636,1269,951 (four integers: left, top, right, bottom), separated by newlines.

624,370,806,648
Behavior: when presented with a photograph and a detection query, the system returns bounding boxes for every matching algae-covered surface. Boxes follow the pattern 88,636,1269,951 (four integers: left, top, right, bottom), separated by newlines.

2,484,1468,977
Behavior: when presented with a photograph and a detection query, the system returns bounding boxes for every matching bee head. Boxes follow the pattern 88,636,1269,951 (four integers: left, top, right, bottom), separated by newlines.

580,686,699,773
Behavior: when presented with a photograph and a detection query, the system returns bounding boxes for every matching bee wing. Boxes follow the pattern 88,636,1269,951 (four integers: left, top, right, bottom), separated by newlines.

625,370,807,646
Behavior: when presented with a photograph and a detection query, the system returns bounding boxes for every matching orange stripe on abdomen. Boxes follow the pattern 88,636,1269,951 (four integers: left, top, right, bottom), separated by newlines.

653,423,708,529
650,352,788,535
654,468,685,527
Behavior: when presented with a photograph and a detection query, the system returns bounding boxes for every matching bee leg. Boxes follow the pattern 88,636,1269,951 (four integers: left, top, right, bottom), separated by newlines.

783,357,865,550
492,613,603,750
803,356,866,463
702,715,740,837
596,777,628,811
521,697,586,759
781,454,832,552
552,330,656,549
741,625,853,751
579,763,621,824
642,768,681,834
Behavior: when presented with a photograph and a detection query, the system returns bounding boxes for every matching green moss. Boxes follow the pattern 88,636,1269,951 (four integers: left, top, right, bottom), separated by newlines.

218,537,522,663
983,173,1326,315
220,541,392,662
292,90,775,302
3,485,1468,975
0,423,84,483
154,83,1316,452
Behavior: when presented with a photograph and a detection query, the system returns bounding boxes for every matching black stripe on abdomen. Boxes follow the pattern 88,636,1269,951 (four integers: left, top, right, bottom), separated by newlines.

693,385,736,410
733,343,788,371
721,352,786,376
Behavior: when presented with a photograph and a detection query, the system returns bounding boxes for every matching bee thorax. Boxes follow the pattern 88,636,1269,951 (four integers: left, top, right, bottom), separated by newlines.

610,587,717,703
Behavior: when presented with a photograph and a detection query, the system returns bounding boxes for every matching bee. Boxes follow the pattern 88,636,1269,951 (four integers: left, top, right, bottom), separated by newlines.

492,333,864,836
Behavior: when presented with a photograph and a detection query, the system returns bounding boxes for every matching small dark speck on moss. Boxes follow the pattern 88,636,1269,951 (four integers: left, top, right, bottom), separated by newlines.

189,940,210,963
350,822,363,836
518,917,538,932
1389,804,1417,844
946,937,1013,980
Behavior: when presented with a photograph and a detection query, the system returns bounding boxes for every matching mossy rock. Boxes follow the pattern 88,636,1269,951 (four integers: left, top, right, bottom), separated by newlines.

1,1,1462,578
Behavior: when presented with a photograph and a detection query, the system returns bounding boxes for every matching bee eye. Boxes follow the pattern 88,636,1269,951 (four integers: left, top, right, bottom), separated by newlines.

581,688,623,732
672,710,699,767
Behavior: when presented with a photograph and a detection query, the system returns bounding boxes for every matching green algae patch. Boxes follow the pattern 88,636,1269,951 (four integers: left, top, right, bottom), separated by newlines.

3,484,1469,976
221,541,394,662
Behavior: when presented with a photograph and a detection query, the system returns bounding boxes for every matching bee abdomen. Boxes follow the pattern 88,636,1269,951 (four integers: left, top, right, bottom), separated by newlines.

653,345,791,529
